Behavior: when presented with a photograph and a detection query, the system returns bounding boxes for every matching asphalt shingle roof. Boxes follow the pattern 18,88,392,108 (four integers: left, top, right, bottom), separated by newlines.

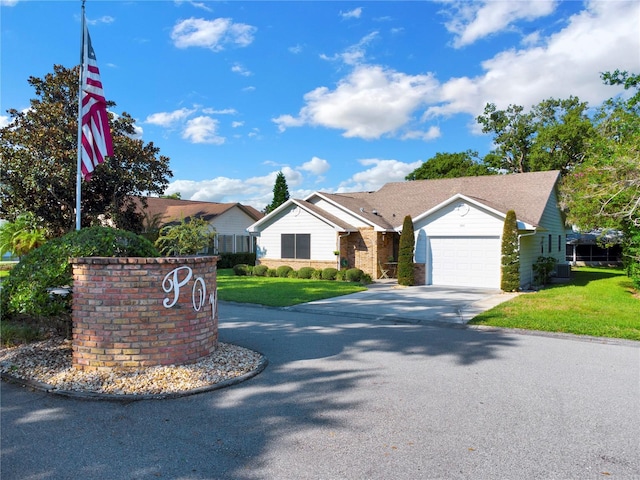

314,170,561,230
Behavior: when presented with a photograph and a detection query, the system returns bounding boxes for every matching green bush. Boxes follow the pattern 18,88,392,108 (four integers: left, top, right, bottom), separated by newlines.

0,226,158,321
533,256,557,286
336,270,347,281
321,267,338,280
311,269,323,280
276,265,293,278
345,268,364,282
361,273,373,284
267,268,278,277
252,264,269,276
397,215,415,286
501,210,520,292
297,267,315,279
233,264,252,276
288,269,298,278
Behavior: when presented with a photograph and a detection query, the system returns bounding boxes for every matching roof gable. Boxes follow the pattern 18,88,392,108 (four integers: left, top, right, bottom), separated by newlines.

344,171,560,228
135,197,264,225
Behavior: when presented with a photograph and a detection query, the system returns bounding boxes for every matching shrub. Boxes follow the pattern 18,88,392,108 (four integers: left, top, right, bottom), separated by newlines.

311,269,323,280
0,226,158,321
533,256,557,286
336,270,347,281
297,267,315,279
361,273,373,284
397,215,415,286
501,210,520,292
321,267,338,280
252,264,269,276
267,268,278,277
345,268,364,282
233,264,251,276
276,265,293,277
287,269,298,278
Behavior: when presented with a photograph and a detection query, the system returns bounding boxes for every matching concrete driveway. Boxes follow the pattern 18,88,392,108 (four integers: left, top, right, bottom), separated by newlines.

2,301,638,480
287,280,518,324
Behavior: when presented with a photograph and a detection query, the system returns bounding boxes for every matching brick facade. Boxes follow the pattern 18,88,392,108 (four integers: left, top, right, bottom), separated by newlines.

71,256,218,372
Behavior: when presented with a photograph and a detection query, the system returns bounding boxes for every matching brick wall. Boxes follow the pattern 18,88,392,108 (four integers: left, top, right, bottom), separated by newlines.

71,256,218,372
256,258,339,271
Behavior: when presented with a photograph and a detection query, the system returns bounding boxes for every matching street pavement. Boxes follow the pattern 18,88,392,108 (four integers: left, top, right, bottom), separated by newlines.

1,290,639,479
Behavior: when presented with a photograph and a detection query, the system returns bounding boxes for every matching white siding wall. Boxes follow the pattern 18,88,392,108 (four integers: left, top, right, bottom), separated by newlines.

308,198,371,227
414,201,504,264
519,188,567,287
211,207,256,235
256,205,337,261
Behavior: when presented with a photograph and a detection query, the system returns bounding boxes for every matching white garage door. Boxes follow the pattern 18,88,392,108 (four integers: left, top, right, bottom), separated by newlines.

428,236,501,288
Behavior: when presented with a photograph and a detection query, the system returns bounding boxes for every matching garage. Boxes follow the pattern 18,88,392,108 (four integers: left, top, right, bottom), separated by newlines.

428,236,501,289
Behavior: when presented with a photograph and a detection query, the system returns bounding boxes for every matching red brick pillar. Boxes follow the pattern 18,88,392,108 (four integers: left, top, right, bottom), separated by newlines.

70,256,218,371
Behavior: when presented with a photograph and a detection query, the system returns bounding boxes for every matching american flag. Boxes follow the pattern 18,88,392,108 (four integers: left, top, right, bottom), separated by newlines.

80,21,113,182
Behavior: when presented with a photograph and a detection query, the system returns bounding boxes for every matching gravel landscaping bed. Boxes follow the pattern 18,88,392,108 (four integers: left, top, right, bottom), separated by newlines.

0,336,266,397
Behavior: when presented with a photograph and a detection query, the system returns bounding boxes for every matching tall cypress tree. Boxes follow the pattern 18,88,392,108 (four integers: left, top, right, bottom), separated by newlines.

397,215,415,286
265,171,290,214
501,209,520,291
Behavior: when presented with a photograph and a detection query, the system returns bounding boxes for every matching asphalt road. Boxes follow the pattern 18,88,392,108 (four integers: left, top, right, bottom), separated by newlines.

1,302,639,479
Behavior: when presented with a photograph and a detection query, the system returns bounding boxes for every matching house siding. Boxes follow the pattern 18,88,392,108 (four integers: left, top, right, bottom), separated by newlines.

518,188,566,287
212,207,256,236
414,200,505,240
256,205,337,263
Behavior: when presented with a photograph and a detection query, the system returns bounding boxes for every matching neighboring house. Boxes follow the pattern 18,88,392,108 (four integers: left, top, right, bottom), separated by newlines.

247,170,567,289
136,197,263,254
566,229,623,266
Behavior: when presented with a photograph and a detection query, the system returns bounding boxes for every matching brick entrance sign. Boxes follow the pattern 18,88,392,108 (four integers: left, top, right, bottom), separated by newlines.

70,256,218,371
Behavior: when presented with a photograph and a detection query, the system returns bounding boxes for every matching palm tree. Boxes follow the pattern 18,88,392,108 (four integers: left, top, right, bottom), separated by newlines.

0,212,48,259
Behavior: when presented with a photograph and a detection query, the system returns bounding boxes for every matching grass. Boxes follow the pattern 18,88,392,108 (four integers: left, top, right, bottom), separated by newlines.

0,321,42,347
216,268,367,307
469,267,640,341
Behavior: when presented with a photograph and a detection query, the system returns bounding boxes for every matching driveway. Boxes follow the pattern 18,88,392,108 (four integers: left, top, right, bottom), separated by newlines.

2,298,639,479
287,280,517,324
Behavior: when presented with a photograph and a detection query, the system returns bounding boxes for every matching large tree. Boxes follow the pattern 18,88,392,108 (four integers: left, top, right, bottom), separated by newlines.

562,70,640,286
477,97,594,174
477,103,536,173
0,64,172,237
265,171,290,214
405,150,494,180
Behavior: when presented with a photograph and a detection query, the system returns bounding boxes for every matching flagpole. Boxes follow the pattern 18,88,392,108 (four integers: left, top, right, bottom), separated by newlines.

75,1,86,231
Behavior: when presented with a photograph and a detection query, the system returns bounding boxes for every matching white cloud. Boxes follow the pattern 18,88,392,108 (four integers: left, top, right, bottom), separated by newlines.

340,7,363,19
171,17,256,51
300,156,330,176
337,158,422,192
288,44,303,54
87,15,115,26
231,121,244,128
231,63,252,76
0,115,10,128
401,126,441,141
182,116,225,144
0,0,19,6
442,0,558,48
320,31,378,66
427,0,640,119
202,107,237,115
273,64,439,140
145,107,195,126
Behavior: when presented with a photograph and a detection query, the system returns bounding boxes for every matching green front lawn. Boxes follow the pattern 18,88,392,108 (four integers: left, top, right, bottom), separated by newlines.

469,267,640,341
216,269,367,307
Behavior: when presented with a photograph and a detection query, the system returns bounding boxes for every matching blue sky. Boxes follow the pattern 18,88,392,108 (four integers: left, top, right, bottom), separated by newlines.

1,1,639,211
